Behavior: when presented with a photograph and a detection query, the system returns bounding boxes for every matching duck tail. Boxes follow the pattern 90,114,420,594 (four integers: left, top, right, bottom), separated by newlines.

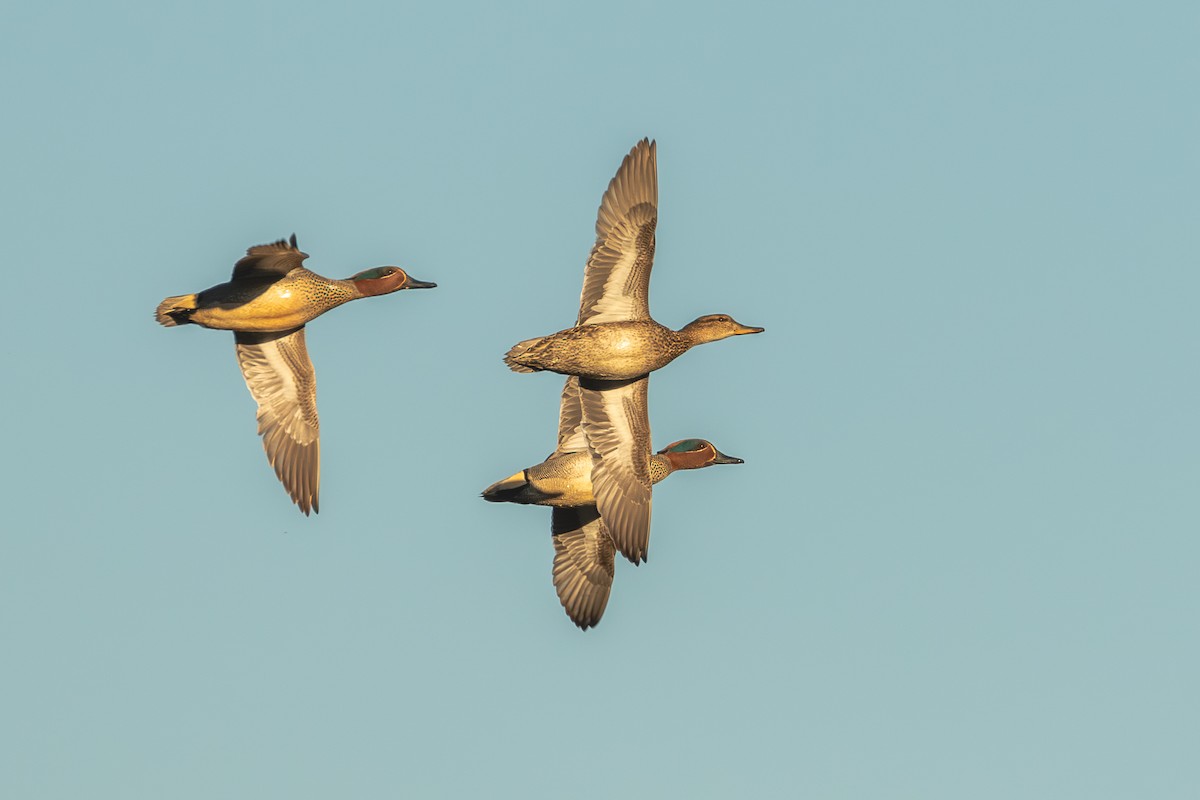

503,338,542,373
155,294,198,327
481,470,534,503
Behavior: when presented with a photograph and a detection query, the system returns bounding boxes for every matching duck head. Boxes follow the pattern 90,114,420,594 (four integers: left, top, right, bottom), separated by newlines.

657,438,744,471
679,314,764,344
349,267,437,297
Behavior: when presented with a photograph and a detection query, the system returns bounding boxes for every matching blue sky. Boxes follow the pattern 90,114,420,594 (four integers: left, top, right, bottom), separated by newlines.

1,1,1197,797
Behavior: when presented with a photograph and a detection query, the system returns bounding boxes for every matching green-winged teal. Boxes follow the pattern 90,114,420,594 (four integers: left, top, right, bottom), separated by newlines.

483,376,743,629
503,139,763,382
155,234,435,514
504,140,762,562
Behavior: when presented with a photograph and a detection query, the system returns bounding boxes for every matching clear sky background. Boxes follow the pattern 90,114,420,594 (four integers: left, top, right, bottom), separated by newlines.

1,1,1197,797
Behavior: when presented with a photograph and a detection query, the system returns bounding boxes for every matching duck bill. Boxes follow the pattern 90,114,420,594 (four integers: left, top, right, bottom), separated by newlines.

734,323,764,335
713,450,744,465
404,276,437,289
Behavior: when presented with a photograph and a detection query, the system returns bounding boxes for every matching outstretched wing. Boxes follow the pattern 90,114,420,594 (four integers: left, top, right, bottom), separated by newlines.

577,139,658,326
554,376,588,455
232,233,309,281
579,375,653,564
551,507,616,630
234,327,320,514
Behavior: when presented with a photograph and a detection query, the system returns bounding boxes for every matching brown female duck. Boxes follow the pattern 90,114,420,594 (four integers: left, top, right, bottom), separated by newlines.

503,139,762,382
155,234,435,514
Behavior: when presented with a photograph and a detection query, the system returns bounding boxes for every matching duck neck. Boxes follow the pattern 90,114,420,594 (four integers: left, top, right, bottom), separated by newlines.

666,325,705,356
676,320,721,349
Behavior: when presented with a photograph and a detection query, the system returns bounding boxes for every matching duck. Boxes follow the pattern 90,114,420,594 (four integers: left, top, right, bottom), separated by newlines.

483,376,744,629
503,139,762,382
482,434,743,509
155,234,435,514
503,139,762,563
504,314,762,382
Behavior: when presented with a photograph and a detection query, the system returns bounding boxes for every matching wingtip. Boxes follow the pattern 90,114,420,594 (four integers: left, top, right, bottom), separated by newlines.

614,539,648,565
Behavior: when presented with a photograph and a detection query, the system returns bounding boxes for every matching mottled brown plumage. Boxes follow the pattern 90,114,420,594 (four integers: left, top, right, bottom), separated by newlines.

505,315,763,381
503,139,763,380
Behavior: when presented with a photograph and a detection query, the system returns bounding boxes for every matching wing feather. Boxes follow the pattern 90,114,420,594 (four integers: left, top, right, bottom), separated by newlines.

231,234,309,281
579,376,652,564
234,327,320,514
577,139,658,325
551,507,616,630
554,376,588,455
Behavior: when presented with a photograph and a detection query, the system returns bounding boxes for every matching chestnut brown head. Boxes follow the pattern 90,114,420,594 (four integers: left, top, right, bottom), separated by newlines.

349,267,437,297
657,438,744,471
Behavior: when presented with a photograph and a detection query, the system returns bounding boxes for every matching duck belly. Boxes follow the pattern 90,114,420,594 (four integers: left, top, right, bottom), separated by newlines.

188,281,323,332
514,321,676,380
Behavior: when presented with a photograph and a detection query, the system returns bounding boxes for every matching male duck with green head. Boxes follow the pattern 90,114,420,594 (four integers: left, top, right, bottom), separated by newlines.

483,376,744,630
156,234,435,514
